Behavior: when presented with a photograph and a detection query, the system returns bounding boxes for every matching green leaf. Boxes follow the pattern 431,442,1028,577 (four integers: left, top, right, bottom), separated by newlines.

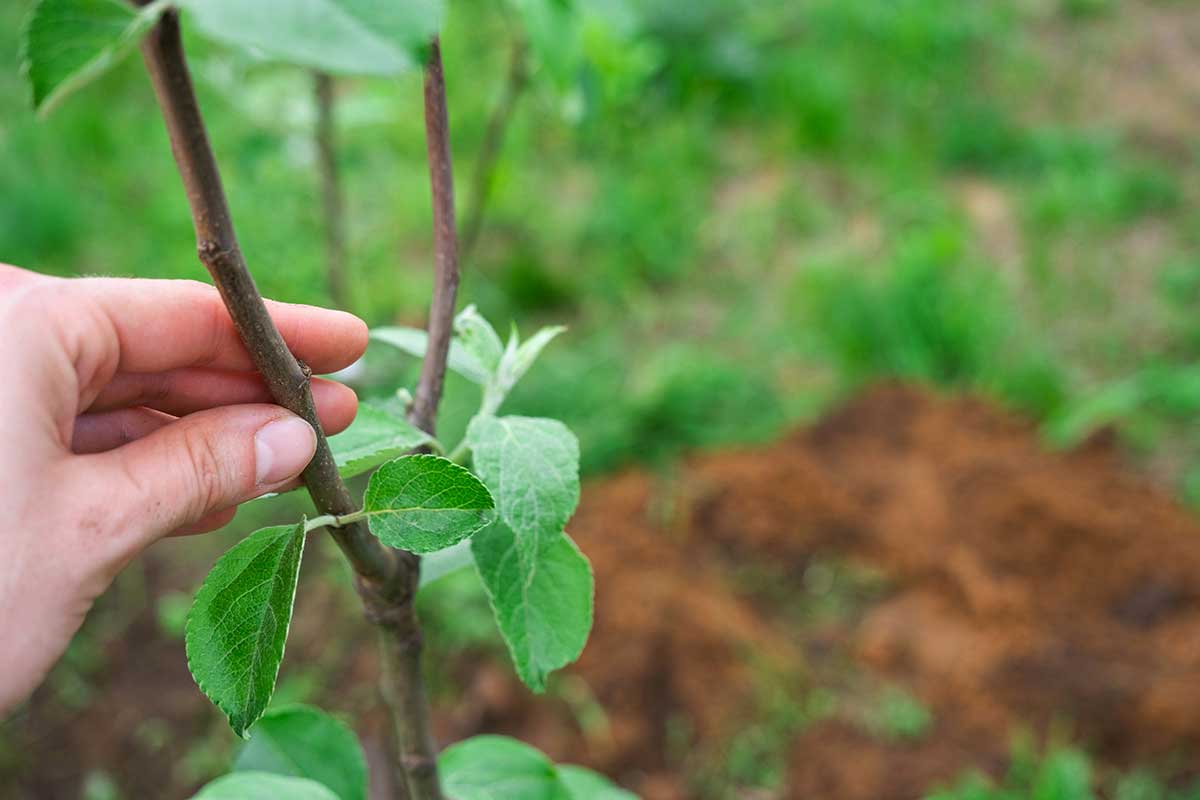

439,735,564,800
362,455,495,553
466,415,580,565
506,325,566,388
192,772,338,800
174,0,442,77
234,705,367,800
472,524,593,692
186,523,307,738
328,403,431,479
371,326,491,384
418,539,474,589
438,736,630,800
454,305,504,376
21,0,167,115
557,765,638,799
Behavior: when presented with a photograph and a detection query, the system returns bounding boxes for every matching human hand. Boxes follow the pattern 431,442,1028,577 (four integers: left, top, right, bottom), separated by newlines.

0,264,367,713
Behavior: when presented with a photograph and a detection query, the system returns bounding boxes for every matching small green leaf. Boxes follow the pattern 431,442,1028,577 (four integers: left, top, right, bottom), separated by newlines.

362,455,495,553
371,326,491,384
192,772,339,800
21,0,167,114
466,415,580,566
472,523,593,692
506,325,566,387
175,0,442,77
234,705,367,800
454,305,504,376
438,736,630,799
557,765,638,799
439,735,563,800
186,523,307,737
328,403,431,479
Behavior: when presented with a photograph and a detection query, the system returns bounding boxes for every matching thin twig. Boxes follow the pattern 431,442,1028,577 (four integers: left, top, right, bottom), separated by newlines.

378,37,463,800
314,71,351,310
459,37,528,265
409,38,460,438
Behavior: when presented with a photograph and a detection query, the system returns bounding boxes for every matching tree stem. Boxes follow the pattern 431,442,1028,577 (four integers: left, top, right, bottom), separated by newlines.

314,71,351,310
137,11,436,798
460,37,528,265
375,37,463,800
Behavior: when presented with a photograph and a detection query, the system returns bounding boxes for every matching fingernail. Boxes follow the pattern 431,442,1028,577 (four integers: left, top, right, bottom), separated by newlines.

254,416,316,485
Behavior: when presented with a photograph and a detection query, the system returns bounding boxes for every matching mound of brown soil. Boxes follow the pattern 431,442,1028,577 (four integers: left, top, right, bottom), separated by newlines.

476,383,1200,798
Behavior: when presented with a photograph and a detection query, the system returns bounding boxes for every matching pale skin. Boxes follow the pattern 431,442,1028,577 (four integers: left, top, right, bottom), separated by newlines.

0,264,368,714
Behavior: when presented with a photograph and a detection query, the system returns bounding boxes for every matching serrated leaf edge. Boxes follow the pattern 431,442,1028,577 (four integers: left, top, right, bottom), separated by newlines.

185,522,307,738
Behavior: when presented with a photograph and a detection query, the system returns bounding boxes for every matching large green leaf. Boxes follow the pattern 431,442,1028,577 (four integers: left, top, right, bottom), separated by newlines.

362,455,495,553
186,523,307,737
328,402,431,479
466,415,580,566
174,0,442,77
234,705,367,800
371,326,492,384
20,0,168,114
192,772,338,800
439,735,564,800
439,736,632,800
472,523,593,692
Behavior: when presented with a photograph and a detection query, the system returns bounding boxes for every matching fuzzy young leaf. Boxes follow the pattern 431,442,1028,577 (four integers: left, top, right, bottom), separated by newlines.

362,455,495,553
186,523,306,738
506,325,566,388
21,0,167,114
328,403,431,479
466,415,580,565
472,523,593,692
234,705,367,800
372,326,491,384
174,0,442,77
192,772,338,800
454,305,504,376
439,735,563,800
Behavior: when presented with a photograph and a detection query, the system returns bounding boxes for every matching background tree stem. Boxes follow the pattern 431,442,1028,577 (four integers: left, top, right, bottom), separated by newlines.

314,71,351,311
460,37,528,265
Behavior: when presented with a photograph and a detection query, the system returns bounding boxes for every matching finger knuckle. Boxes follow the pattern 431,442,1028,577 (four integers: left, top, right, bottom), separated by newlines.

180,428,230,517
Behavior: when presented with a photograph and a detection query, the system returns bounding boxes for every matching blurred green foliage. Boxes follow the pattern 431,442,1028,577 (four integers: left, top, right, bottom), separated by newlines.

927,742,1200,800
4,0,1197,497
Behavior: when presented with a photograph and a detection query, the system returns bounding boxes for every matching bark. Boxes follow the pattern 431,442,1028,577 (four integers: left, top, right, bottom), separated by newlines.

314,72,351,310
376,38,464,800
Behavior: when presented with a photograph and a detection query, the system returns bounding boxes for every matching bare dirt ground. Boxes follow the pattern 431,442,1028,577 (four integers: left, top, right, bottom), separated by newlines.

9,383,1200,799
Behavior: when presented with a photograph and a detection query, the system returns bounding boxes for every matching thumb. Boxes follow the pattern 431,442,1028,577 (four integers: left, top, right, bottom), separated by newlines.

89,404,316,542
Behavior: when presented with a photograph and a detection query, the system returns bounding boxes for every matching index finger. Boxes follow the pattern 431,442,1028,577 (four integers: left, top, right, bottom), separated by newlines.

73,276,369,374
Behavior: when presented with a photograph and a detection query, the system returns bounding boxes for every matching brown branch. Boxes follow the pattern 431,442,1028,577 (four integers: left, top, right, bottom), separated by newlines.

372,37,464,800
460,38,528,265
409,38,460,438
314,72,351,310
137,11,433,798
